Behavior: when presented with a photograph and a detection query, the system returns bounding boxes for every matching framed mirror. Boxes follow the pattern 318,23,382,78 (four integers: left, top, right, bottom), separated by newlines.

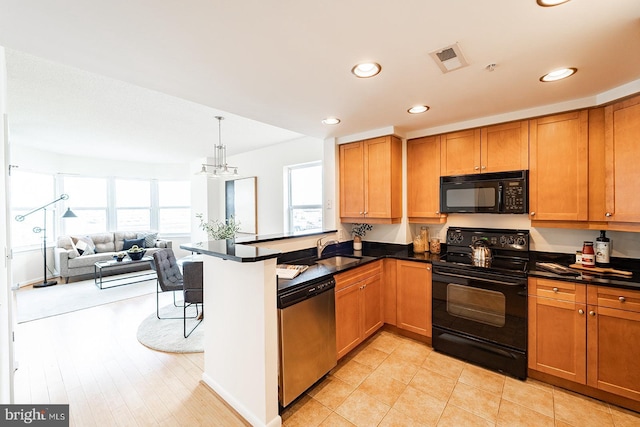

225,177,257,234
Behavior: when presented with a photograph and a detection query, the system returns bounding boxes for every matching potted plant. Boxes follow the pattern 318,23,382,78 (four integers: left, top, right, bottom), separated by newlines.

351,223,373,250
196,213,241,240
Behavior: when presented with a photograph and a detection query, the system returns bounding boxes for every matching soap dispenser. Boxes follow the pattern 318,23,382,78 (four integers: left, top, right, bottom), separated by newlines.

595,230,611,268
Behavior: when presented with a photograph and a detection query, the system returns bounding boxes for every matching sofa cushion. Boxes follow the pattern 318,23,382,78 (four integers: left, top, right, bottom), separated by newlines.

114,231,139,251
137,232,158,248
89,233,116,253
123,238,145,251
72,235,96,255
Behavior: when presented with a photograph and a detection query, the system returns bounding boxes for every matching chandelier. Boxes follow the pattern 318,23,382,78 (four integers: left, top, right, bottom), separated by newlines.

197,116,238,177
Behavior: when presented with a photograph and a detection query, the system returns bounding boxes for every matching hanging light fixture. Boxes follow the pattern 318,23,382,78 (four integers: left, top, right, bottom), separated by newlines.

197,116,238,178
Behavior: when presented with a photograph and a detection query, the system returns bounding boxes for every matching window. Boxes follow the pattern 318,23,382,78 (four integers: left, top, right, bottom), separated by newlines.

158,181,190,233
287,162,322,233
63,176,108,235
11,170,56,247
116,179,151,231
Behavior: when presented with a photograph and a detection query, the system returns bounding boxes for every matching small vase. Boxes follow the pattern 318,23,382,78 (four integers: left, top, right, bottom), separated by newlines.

353,236,362,251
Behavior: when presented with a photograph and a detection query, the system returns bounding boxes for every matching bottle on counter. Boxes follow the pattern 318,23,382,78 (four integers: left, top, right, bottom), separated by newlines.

595,230,611,267
581,241,595,267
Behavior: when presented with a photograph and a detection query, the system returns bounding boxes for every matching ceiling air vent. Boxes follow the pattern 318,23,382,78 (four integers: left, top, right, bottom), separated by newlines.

429,43,469,73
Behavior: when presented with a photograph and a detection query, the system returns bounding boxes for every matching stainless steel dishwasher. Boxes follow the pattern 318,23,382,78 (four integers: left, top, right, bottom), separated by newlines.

278,275,336,408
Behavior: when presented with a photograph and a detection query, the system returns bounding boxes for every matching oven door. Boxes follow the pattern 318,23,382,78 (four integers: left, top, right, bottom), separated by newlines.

432,266,527,351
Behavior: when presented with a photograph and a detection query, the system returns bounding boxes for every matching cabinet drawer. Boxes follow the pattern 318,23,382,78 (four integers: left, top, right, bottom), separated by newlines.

334,261,382,291
592,286,640,313
530,278,586,303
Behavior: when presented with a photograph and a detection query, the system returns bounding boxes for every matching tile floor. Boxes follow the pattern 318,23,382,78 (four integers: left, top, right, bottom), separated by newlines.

281,330,640,427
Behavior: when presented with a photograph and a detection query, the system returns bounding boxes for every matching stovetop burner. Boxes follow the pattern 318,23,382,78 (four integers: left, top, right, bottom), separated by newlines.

433,227,530,277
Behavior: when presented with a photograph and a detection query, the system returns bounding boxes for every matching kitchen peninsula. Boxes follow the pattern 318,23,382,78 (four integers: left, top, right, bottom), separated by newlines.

180,239,281,427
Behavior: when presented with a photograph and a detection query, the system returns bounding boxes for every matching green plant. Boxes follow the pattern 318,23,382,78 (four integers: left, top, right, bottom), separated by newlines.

196,213,241,240
351,223,373,238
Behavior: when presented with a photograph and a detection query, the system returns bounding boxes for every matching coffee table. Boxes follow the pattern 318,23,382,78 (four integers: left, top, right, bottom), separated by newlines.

94,256,156,289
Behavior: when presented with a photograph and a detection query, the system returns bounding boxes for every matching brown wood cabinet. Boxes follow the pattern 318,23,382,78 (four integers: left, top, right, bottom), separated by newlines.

529,277,640,402
529,110,589,222
604,95,640,224
339,136,402,224
335,261,383,359
528,278,587,383
407,136,447,223
440,121,528,176
396,260,432,337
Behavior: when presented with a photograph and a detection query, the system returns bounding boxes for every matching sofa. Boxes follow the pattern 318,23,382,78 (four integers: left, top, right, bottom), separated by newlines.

54,231,172,283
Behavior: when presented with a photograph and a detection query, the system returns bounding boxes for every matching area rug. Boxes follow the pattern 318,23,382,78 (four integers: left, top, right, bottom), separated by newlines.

136,305,204,353
16,272,156,323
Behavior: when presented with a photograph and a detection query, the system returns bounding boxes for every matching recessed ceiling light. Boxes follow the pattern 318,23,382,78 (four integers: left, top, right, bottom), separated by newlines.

408,105,430,114
322,117,341,125
536,0,571,6
540,68,577,82
351,62,381,78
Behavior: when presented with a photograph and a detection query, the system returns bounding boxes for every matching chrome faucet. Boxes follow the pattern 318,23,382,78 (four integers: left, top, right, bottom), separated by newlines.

317,237,340,258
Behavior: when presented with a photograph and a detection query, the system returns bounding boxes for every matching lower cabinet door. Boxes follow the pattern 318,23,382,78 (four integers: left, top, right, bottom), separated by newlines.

362,274,383,339
396,261,431,337
335,283,361,359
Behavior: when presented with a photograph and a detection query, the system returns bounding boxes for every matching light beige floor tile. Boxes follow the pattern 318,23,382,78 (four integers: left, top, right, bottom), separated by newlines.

409,367,456,402
390,340,432,366
609,405,640,427
501,376,554,418
366,331,404,354
335,389,390,427
379,407,427,427
553,388,614,427
458,364,506,394
421,351,465,380
496,399,554,427
356,370,407,406
374,353,420,384
352,345,390,369
282,395,331,427
448,382,501,423
331,359,374,388
307,375,356,410
318,412,356,427
436,404,494,427
392,385,447,426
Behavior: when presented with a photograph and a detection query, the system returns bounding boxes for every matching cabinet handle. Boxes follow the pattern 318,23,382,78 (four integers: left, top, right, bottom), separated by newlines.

530,211,536,216
427,266,431,271
481,165,486,170
474,166,480,170
359,211,363,215
552,287,559,293
578,309,584,315
619,296,626,303
435,211,440,215
605,212,613,217
589,310,596,316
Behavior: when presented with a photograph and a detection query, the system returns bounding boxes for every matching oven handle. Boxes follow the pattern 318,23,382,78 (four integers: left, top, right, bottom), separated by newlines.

433,270,523,287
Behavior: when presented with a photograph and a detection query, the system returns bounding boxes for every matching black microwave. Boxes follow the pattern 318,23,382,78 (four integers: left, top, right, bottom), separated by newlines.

440,170,528,214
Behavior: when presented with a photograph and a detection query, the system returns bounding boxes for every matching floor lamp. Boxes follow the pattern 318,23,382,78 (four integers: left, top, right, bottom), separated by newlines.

15,194,77,288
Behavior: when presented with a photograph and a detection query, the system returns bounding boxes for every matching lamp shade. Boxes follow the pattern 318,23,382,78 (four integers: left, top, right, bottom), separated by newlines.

62,208,77,218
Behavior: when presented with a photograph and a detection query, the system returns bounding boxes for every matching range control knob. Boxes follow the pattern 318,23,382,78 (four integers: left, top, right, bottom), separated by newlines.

516,237,527,246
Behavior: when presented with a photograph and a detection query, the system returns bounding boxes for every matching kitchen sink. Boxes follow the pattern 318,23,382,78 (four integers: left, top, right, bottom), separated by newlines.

315,255,361,268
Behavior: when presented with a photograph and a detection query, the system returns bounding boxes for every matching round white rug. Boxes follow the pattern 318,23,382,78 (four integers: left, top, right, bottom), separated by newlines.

136,305,204,353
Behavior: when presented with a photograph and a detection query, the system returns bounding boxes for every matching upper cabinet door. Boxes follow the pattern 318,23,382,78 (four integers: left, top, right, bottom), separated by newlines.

407,135,446,222
604,95,640,223
339,141,365,219
440,129,481,176
481,121,529,173
529,111,589,221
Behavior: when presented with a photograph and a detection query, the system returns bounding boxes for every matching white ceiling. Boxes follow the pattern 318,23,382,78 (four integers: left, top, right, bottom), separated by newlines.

1,0,639,165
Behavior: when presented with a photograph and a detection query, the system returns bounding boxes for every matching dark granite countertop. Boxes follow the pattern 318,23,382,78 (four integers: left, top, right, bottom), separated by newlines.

180,240,280,262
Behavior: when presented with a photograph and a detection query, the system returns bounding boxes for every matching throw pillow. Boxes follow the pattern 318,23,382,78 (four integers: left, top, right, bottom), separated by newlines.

137,232,158,248
68,240,80,258
72,236,96,256
123,237,145,251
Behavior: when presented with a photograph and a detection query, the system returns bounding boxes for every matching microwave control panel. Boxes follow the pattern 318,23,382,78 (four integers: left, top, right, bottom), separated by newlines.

503,180,527,212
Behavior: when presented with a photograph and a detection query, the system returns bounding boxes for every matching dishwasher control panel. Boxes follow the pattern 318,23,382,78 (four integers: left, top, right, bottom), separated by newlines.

278,276,336,309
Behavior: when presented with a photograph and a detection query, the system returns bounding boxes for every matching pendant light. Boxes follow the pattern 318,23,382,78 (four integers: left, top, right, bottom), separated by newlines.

196,116,238,178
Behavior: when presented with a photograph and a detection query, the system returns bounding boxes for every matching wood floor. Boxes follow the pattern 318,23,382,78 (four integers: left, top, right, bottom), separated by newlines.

13,288,248,426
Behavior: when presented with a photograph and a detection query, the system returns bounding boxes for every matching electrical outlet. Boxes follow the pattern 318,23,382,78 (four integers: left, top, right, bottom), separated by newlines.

326,199,332,209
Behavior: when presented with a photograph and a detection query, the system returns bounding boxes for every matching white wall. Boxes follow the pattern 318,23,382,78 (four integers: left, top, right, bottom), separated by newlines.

224,136,324,235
